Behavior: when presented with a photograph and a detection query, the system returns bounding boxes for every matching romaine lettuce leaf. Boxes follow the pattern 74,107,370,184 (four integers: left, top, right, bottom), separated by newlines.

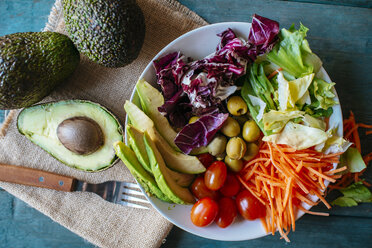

266,23,315,78
247,94,266,122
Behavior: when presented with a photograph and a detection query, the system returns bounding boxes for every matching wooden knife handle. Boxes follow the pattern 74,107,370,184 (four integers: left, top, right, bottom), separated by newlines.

0,163,76,192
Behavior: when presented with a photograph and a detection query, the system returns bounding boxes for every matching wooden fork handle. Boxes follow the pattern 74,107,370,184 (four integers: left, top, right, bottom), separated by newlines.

0,163,76,192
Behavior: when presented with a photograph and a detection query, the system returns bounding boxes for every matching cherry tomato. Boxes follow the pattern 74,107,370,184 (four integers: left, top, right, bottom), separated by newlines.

197,153,215,168
190,197,219,227
292,197,301,206
190,176,219,201
215,197,237,228
204,161,227,190
219,173,240,197
236,190,266,220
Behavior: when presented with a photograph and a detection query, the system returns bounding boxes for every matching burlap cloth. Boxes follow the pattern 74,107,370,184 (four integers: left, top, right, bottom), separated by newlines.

0,1,207,247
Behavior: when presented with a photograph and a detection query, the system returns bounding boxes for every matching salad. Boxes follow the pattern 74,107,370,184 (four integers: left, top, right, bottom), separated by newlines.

115,14,368,242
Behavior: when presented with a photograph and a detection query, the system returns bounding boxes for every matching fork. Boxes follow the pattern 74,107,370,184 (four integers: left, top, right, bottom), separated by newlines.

0,163,150,209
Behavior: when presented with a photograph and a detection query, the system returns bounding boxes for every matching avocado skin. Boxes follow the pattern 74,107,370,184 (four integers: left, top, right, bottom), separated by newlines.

63,0,145,68
0,32,80,109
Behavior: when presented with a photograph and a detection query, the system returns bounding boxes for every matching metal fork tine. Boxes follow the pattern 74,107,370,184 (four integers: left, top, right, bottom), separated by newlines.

121,194,149,204
119,200,150,210
122,182,141,189
121,187,144,196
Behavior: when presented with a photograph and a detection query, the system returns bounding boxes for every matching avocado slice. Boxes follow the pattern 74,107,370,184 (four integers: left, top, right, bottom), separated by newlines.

143,132,195,204
126,124,195,187
126,124,152,173
17,100,122,172
136,79,179,151
113,141,171,203
0,32,79,109
124,101,205,174
63,0,145,68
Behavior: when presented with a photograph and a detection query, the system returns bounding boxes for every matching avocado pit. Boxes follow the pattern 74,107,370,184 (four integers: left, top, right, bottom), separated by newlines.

57,116,104,155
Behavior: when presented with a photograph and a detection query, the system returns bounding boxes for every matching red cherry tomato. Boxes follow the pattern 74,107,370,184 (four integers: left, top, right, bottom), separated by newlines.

292,197,301,206
197,153,215,168
219,174,240,197
215,197,237,228
204,161,227,191
236,190,266,220
190,197,219,227
190,176,219,201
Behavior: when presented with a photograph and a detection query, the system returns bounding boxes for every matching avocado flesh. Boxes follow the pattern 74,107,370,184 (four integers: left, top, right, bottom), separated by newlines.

126,124,195,187
0,32,79,109
63,0,145,68
127,124,152,173
144,132,195,204
17,100,122,171
124,101,205,174
113,141,171,202
136,79,179,151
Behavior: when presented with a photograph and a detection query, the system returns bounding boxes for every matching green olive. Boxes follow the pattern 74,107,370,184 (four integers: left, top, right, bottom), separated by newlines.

224,155,243,172
207,135,227,156
226,137,247,160
221,117,240,137
189,116,199,124
227,96,247,116
242,120,260,142
243,142,259,161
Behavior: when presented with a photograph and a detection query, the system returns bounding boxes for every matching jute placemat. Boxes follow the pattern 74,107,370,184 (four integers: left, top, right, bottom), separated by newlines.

0,1,207,247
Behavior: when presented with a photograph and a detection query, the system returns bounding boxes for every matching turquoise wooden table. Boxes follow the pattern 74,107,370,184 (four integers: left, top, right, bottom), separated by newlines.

0,0,371,247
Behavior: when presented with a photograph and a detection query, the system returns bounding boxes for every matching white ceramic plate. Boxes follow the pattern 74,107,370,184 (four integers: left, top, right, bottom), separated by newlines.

126,22,343,241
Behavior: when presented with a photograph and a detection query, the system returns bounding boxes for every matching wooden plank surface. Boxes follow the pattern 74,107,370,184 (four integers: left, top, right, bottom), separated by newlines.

0,0,371,247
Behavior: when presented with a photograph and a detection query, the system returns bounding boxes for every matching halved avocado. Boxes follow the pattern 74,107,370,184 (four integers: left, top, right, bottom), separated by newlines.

113,141,171,202
124,101,205,174
127,124,195,187
143,132,195,204
17,100,123,171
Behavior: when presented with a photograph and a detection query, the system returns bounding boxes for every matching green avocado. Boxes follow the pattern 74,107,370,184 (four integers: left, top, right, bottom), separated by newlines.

0,32,79,109
126,124,195,187
113,141,171,202
17,100,123,172
143,132,195,204
63,0,145,68
124,100,206,174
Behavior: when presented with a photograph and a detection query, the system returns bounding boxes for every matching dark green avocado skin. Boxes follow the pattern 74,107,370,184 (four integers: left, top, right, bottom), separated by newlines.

0,32,80,109
63,0,145,68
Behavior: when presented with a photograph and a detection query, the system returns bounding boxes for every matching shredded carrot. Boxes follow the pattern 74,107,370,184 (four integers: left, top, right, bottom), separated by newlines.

267,68,283,79
328,111,372,190
239,142,340,242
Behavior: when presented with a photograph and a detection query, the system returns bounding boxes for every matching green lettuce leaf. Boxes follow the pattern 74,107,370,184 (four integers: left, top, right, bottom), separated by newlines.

339,147,367,173
266,23,316,78
263,110,304,133
277,71,314,110
262,121,329,150
332,182,372,207
308,78,337,110
331,197,358,207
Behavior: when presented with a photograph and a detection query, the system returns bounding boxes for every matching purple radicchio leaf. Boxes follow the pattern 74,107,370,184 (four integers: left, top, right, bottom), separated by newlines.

174,113,228,154
247,14,280,55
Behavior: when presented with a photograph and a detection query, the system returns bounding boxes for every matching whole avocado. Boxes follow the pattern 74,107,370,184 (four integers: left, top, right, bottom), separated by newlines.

63,0,145,68
0,32,80,109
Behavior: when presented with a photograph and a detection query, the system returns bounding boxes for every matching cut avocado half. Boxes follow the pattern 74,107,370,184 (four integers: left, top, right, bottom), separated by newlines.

17,100,123,172
113,141,171,202
143,132,195,204
126,124,195,187
124,101,205,174
136,79,179,151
